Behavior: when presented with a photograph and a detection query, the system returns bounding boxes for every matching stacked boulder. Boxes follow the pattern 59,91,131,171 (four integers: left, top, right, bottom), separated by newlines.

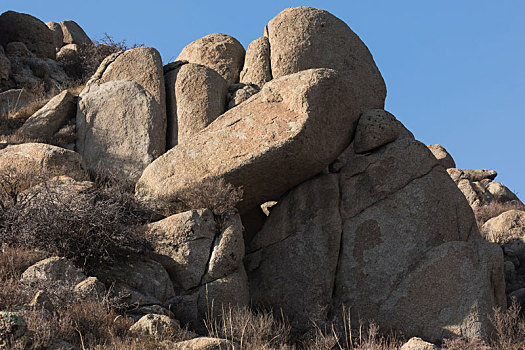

133,6,505,343
0,5,510,345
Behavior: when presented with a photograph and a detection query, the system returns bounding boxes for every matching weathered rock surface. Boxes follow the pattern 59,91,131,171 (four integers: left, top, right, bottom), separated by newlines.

246,174,341,329
204,214,245,282
427,144,455,169
129,314,182,338
76,80,165,182
59,20,91,46
45,21,63,49
482,210,525,243
353,109,413,153
97,257,175,306
401,337,439,350
74,276,105,299
448,168,498,183
19,90,76,140
196,265,250,318
0,11,56,59
146,209,217,290
0,47,10,81
246,133,505,340
136,68,361,213
487,181,521,204
176,33,245,85
20,257,86,287
0,143,88,181
240,36,271,88
266,6,386,110
165,63,228,147
88,47,165,112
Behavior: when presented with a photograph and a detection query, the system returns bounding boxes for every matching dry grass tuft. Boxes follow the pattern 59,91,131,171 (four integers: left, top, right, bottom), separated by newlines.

205,305,291,349
488,301,525,349
442,337,490,350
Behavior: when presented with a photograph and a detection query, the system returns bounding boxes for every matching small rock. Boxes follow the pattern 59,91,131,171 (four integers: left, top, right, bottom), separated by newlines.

21,257,86,288
27,290,55,313
172,337,233,350
240,36,272,88
353,109,413,153
227,83,259,109
129,314,182,339
0,311,30,346
74,277,105,299
401,337,439,350
427,144,456,169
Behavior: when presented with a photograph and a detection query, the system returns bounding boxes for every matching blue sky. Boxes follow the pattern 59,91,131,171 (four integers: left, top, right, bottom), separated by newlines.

4,1,525,198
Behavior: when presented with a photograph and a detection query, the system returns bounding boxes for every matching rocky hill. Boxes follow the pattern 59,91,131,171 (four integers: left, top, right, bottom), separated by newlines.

0,6,524,350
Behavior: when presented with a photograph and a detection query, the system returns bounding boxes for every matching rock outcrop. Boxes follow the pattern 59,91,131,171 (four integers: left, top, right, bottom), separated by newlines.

58,20,91,46
427,144,455,169
246,112,505,341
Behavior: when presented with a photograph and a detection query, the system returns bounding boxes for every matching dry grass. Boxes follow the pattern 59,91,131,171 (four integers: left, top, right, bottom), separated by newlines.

474,201,525,228
442,337,490,349
488,302,525,349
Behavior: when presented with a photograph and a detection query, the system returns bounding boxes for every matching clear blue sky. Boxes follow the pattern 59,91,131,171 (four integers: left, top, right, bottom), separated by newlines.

4,1,525,198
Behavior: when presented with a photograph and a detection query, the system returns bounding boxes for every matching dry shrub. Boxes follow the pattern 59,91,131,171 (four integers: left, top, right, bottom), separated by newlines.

0,246,45,310
442,337,490,350
489,302,525,349
176,178,243,217
59,33,143,82
474,200,525,228
205,305,291,349
0,171,150,272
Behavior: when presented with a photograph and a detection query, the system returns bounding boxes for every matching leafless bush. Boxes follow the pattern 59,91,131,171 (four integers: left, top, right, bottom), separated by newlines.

474,201,525,228
176,178,244,217
489,301,525,349
59,33,143,82
0,172,150,273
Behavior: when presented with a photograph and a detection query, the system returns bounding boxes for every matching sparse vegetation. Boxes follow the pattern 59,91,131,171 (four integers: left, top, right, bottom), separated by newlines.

176,178,244,217
0,170,150,273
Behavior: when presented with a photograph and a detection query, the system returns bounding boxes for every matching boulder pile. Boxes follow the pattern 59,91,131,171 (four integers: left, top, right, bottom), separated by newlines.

0,5,517,347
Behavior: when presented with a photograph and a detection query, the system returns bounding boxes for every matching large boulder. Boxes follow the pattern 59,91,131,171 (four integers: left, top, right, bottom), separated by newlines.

146,209,217,290
176,33,245,85
0,143,88,181
0,11,56,59
97,257,175,307
76,80,165,182
58,20,91,46
88,47,166,114
427,144,456,169
239,36,272,88
266,6,386,110
246,174,342,329
165,63,228,147
18,90,76,140
136,68,361,213
246,132,505,340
